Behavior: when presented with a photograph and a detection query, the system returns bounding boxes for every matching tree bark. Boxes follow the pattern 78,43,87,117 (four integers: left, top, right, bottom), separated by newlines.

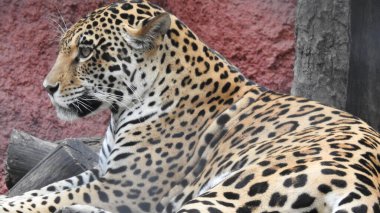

346,0,380,130
291,0,350,110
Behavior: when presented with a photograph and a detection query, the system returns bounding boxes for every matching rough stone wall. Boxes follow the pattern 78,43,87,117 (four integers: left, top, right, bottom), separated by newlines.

0,0,296,193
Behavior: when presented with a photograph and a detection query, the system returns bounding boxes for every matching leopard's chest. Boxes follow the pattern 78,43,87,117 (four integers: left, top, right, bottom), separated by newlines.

98,124,116,175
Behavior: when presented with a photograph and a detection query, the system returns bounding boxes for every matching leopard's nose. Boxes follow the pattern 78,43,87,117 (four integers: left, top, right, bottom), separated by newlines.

44,83,60,96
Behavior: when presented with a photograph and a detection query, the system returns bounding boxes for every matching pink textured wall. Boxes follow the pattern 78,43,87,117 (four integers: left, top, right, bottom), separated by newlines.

0,0,295,193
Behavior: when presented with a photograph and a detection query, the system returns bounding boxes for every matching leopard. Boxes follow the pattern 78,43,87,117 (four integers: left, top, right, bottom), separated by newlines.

1,0,380,212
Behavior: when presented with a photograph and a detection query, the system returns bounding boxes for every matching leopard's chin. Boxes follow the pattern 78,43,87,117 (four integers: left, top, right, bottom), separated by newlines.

55,105,81,121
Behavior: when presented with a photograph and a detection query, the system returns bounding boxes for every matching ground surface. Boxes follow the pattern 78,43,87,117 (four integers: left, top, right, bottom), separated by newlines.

0,0,295,193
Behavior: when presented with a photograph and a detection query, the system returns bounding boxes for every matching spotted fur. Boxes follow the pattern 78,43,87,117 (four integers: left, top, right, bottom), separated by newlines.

1,1,380,213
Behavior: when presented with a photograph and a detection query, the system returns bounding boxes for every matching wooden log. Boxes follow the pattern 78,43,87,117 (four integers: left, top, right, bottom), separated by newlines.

6,130,57,188
5,130,102,188
56,137,102,152
8,140,99,197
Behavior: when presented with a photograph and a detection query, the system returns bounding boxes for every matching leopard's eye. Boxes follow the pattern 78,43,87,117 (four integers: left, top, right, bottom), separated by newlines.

78,46,93,60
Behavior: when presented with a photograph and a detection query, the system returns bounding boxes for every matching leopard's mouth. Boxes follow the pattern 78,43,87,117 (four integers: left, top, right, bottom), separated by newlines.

67,94,102,117
53,94,102,120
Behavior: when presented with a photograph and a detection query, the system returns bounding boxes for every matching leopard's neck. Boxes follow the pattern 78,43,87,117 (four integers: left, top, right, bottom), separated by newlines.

101,24,267,205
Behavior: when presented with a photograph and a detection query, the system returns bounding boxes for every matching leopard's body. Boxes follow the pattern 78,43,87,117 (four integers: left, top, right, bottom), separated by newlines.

1,1,380,213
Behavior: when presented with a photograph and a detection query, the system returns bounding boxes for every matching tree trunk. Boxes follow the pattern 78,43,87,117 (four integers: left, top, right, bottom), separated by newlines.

346,0,380,130
292,0,380,131
291,0,350,110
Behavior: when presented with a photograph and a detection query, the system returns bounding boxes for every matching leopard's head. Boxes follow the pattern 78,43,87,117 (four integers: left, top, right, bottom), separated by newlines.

43,1,171,120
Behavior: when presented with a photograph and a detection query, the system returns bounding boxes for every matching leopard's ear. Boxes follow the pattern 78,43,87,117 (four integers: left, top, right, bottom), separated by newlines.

124,13,171,51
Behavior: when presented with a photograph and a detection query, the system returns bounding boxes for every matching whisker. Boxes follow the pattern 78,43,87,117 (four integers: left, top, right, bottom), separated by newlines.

83,96,121,112
96,84,143,104
57,10,68,31
95,93,134,111
76,99,93,112
70,101,80,113
46,15,66,34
